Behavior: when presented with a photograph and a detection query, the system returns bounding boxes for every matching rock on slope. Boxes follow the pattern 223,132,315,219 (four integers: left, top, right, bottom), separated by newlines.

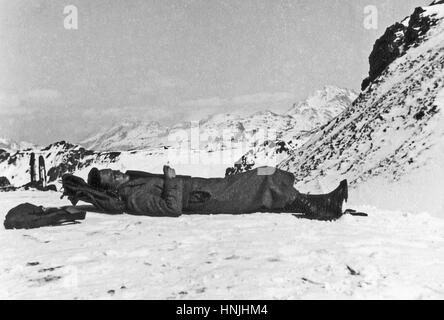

280,1,444,214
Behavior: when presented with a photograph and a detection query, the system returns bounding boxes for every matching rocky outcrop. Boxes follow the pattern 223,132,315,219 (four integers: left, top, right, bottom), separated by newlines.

0,176,10,187
362,1,444,90
0,149,10,162
0,176,14,192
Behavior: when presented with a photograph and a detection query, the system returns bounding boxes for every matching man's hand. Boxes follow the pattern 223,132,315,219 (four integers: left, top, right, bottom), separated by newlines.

163,165,176,179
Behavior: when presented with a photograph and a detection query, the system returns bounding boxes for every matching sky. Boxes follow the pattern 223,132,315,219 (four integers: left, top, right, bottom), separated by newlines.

0,0,428,145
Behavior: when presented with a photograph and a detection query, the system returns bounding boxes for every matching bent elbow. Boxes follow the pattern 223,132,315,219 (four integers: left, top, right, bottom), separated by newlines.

165,206,182,217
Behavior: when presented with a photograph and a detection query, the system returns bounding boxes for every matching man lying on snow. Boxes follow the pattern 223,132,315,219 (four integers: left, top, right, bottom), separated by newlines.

61,165,349,221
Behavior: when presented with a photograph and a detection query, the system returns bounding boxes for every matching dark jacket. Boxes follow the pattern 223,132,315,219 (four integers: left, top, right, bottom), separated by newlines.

62,167,298,217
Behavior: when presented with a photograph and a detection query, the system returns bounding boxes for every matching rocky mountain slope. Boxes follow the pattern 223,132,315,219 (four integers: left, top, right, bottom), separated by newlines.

279,1,444,214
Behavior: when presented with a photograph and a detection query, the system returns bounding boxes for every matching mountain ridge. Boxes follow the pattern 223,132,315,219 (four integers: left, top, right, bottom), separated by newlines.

79,86,356,152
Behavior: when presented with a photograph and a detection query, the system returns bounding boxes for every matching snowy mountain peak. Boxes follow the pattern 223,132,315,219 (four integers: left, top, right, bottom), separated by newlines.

287,86,357,113
285,86,357,130
81,120,168,151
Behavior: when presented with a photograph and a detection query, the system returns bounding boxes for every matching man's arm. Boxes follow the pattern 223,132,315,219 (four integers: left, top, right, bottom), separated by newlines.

62,174,125,214
132,165,183,217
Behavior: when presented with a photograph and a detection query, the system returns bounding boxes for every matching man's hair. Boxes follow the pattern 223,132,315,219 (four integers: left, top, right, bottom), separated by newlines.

87,167,101,188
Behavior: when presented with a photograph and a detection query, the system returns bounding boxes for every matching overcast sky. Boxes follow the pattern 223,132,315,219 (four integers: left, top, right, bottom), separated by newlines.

0,0,427,145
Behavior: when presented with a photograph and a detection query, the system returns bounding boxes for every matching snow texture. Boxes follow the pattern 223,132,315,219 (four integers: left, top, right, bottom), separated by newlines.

1,191,444,300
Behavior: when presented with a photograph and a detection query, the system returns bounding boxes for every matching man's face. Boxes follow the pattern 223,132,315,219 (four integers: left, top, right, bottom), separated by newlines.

99,169,129,189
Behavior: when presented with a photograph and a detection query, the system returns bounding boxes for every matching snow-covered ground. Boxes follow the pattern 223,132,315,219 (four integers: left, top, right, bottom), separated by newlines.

1,191,444,300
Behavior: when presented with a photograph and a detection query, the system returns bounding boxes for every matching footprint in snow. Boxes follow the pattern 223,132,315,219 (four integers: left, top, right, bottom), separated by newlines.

38,266,63,273
225,255,240,260
23,234,50,244
29,275,62,285
195,287,206,294
86,231,101,236
267,257,281,262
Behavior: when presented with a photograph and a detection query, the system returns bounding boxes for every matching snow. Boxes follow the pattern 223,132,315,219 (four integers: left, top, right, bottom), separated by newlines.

401,16,411,27
1,191,444,300
423,3,444,20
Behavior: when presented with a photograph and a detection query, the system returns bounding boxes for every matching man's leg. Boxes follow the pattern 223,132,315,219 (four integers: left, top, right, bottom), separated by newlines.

184,167,298,214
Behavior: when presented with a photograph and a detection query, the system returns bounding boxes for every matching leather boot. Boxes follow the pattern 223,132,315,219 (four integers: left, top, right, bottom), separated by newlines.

292,180,348,221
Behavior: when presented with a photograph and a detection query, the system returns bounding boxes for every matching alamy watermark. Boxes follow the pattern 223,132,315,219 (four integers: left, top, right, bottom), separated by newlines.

364,5,378,30
64,5,78,30
166,123,278,174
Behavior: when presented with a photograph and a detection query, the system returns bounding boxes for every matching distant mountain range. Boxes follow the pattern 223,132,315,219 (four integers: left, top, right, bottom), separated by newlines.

80,85,357,152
